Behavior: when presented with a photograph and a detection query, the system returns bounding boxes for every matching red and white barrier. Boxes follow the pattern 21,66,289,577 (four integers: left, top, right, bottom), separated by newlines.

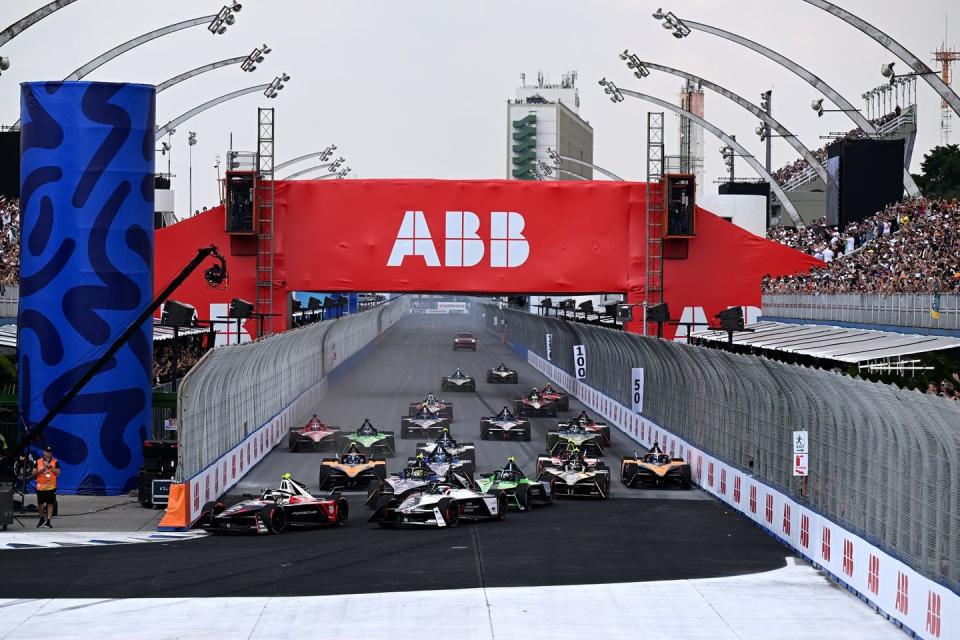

528,351,957,640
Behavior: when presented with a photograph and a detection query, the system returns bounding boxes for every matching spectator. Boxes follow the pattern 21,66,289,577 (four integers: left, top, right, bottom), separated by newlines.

943,382,958,401
0,197,20,287
926,382,940,395
764,197,960,295
153,335,208,385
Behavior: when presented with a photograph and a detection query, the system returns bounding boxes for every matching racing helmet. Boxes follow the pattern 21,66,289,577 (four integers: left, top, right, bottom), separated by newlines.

358,419,376,434
425,393,438,404
411,466,429,480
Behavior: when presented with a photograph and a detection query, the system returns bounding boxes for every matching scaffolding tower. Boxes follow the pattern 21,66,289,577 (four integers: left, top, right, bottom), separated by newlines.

644,112,665,334
933,45,960,145
255,108,276,337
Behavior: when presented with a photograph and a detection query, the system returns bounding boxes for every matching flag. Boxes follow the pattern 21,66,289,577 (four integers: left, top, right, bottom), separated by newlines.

930,292,941,320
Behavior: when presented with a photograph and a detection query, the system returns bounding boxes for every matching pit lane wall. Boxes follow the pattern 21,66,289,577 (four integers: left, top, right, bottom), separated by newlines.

158,299,408,529
481,306,959,640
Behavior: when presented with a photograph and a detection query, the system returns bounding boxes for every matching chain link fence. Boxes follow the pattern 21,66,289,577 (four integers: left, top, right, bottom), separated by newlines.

482,304,960,591
176,298,408,481
763,293,959,332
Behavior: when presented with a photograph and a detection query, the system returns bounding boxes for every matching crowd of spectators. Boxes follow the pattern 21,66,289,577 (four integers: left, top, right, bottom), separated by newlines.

0,197,19,292
764,197,960,294
926,373,960,402
770,109,905,187
153,335,207,386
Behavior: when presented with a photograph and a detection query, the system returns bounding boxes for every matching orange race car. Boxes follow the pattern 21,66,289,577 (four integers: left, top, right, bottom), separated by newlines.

318,442,388,490
620,442,692,489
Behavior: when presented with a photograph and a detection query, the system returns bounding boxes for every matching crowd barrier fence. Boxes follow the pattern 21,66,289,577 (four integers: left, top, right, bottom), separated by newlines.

762,293,959,333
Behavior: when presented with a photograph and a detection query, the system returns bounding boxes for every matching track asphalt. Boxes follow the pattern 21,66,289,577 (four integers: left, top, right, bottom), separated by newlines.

0,314,789,598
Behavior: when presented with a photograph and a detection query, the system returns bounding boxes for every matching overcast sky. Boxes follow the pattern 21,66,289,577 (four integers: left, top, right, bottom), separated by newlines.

1,0,956,213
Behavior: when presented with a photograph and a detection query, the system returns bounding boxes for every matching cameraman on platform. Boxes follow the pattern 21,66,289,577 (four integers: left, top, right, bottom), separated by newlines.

32,445,60,528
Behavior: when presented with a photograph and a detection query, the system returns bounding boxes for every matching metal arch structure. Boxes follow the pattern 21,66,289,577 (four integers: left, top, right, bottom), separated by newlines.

283,163,337,180
156,56,247,94
276,151,335,173
156,84,269,138
619,87,804,227
0,0,79,48
675,16,921,197
555,154,626,181
308,173,338,181
632,59,827,183
555,168,589,181
802,0,960,118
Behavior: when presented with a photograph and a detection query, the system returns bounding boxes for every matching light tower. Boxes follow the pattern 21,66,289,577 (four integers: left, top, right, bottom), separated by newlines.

933,44,960,144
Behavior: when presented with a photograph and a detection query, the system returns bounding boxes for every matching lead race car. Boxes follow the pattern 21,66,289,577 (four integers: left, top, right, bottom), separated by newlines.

476,458,552,511
545,421,606,457
401,404,451,439
288,415,342,452
340,418,396,457
407,393,454,421
486,363,519,384
368,469,507,528
414,428,476,463
558,411,611,446
514,387,559,418
539,448,611,499
318,442,388,491
440,367,476,392
480,406,531,441
621,442,692,489
197,474,348,534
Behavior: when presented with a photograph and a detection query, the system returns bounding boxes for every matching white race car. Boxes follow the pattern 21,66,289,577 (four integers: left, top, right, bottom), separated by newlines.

367,472,506,527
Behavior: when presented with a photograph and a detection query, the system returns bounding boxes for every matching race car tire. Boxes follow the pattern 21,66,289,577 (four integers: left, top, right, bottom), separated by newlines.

198,500,223,528
383,434,396,456
486,373,494,383
401,423,411,439
548,406,558,417
559,398,570,411
437,498,459,528
621,462,638,485
515,483,531,511
459,461,475,482
523,426,531,442
373,461,388,481
262,505,287,534
600,426,612,446
336,498,349,526
496,493,508,520
460,447,476,464
318,466,332,491
480,423,490,440
288,435,298,453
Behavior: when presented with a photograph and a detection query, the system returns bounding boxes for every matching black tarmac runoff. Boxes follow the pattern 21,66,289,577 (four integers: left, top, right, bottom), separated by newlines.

0,315,790,599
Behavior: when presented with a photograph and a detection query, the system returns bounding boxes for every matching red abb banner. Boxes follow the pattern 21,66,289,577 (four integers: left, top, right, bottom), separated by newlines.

276,179,642,293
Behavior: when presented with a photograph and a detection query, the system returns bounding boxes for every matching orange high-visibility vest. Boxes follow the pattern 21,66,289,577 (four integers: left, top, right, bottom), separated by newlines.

35,458,58,491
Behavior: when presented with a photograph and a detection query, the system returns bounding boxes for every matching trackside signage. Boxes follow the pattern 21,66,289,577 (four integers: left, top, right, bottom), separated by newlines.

280,179,636,293
573,345,587,380
525,351,958,640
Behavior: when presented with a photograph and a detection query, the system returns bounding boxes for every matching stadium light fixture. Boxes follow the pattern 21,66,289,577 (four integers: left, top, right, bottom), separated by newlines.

0,56,9,74
209,2,242,35
619,50,650,79
598,77,625,103
880,61,937,85
264,72,291,98
811,97,862,118
241,44,270,72
651,8,691,39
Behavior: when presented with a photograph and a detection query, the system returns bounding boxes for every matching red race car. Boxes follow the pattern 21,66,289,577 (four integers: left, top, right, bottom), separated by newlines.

540,384,570,411
288,415,342,452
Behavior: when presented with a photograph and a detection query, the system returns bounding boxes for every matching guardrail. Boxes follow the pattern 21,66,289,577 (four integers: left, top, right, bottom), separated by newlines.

762,293,960,332
481,305,960,600
159,298,407,527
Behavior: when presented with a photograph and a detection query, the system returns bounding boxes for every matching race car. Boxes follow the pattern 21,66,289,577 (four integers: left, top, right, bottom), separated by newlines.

414,428,476,463
621,442,692,489
535,442,603,479
401,405,451,439
365,458,439,508
558,411,612,446
453,332,477,351
539,449,611,499
407,393,454,421
407,445,475,482
288,415,342,452
476,457,552,511
196,474,348,534
480,406,531,441
368,470,506,528
440,367,476,392
340,418,396,457
318,442,388,490
546,422,605,456
486,363,519,384
514,387,559,418
540,384,570,411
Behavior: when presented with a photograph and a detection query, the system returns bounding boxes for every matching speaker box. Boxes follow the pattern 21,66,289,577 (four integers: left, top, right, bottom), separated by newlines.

716,306,744,331
161,300,196,327
647,302,670,323
229,298,254,319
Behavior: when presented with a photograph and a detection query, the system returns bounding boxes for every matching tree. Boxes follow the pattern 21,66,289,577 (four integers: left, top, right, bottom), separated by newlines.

0,356,14,387
912,144,960,199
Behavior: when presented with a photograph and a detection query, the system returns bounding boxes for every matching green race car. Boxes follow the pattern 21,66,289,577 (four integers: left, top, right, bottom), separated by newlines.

476,458,552,511
340,419,396,457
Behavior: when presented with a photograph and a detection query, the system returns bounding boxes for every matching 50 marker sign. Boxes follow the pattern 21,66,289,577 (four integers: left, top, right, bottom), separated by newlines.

631,368,644,413
573,344,587,380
